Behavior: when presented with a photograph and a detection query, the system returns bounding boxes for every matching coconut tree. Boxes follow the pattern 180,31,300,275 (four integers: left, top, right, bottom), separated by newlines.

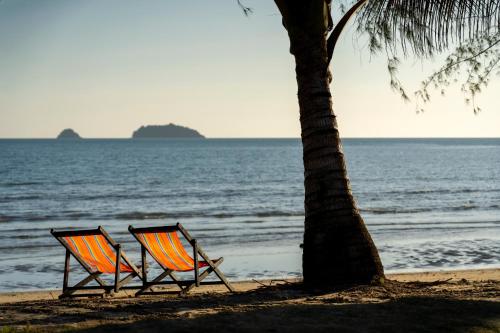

267,0,500,288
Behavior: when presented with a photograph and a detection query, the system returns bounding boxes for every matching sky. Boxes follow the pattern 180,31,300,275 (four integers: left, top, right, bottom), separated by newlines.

0,0,499,138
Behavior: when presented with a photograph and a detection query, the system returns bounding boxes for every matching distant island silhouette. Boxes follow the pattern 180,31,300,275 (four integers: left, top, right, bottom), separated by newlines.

57,129,81,139
132,124,205,139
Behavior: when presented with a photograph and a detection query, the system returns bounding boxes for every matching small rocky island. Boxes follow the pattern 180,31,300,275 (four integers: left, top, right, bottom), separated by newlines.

132,123,205,139
57,129,81,139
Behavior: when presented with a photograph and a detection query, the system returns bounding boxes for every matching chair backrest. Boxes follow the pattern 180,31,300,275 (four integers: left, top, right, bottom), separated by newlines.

51,228,133,274
129,225,203,272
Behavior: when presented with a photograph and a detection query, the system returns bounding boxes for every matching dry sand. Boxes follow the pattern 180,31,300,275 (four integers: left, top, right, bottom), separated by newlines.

0,269,498,332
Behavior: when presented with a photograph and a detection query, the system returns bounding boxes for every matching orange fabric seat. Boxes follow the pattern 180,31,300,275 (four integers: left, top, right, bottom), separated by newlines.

128,223,234,296
135,231,209,272
64,235,133,274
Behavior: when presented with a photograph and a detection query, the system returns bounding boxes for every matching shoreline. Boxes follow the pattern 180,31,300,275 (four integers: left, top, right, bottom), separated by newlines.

0,268,498,305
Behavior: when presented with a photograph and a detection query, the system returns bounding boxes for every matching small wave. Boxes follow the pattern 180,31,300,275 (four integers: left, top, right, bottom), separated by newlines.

0,233,46,240
211,213,236,218
362,204,481,215
114,210,304,220
451,204,479,211
26,215,57,222
381,188,500,196
0,214,87,223
0,195,42,203
256,211,303,217
372,225,500,233
361,208,431,215
66,212,93,219
0,181,42,187
1,213,60,222
78,194,157,201
115,212,171,220
0,226,62,233
0,243,59,251
0,215,13,223
370,220,500,227
75,190,247,201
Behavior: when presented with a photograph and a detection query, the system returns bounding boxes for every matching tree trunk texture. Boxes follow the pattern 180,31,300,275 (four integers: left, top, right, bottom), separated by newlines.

289,28,384,288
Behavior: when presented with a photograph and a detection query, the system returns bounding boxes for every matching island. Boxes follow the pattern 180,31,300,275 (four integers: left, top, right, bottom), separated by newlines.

57,129,81,139
132,123,205,139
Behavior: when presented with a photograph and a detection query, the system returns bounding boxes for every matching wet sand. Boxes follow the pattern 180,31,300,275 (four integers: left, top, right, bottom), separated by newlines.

0,269,498,332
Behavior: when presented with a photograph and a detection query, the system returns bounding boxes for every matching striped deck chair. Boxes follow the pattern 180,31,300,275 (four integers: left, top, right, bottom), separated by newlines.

128,223,234,296
51,227,142,299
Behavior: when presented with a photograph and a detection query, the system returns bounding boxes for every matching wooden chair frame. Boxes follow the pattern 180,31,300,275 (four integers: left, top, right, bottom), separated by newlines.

128,223,235,296
51,226,143,299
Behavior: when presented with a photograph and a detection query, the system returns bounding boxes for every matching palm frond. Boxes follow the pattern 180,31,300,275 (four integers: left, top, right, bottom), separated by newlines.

358,0,500,56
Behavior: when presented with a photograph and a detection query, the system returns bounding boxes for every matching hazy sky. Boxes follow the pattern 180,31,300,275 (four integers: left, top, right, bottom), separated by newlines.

0,0,499,138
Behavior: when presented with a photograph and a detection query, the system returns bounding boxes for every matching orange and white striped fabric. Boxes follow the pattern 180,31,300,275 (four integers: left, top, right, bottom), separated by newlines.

63,235,133,274
136,231,208,271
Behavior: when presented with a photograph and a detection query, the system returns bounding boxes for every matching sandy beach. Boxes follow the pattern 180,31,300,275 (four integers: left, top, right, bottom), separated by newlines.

0,269,498,332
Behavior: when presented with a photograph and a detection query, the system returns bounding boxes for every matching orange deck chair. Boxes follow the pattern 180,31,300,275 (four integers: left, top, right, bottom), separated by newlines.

128,223,234,296
51,227,142,298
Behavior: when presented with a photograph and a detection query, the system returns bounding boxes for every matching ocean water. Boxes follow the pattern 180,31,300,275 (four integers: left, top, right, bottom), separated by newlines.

0,138,499,291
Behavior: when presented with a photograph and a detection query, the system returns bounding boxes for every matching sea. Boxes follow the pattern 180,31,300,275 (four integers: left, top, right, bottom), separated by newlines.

0,138,499,291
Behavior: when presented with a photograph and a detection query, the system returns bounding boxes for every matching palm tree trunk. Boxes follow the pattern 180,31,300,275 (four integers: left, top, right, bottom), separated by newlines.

290,28,384,288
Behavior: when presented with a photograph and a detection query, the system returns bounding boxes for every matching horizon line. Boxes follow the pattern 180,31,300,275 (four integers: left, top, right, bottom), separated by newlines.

1,136,500,140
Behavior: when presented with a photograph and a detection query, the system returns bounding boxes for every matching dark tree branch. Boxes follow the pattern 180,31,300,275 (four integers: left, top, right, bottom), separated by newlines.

327,0,367,65
237,0,253,16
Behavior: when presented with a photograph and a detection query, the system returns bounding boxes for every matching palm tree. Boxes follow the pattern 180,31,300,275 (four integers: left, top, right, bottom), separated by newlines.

271,0,500,288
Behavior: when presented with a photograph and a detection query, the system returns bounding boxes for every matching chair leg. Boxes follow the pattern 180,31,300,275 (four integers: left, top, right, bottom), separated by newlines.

196,256,235,293
193,240,199,287
211,265,235,292
191,242,235,292
114,245,121,293
59,272,104,299
179,258,225,295
135,269,176,296
63,249,70,292
141,245,148,285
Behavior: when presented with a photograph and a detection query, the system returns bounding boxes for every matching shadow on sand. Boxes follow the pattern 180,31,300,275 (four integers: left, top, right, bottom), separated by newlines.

70,297,499,333
1,281,499,332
